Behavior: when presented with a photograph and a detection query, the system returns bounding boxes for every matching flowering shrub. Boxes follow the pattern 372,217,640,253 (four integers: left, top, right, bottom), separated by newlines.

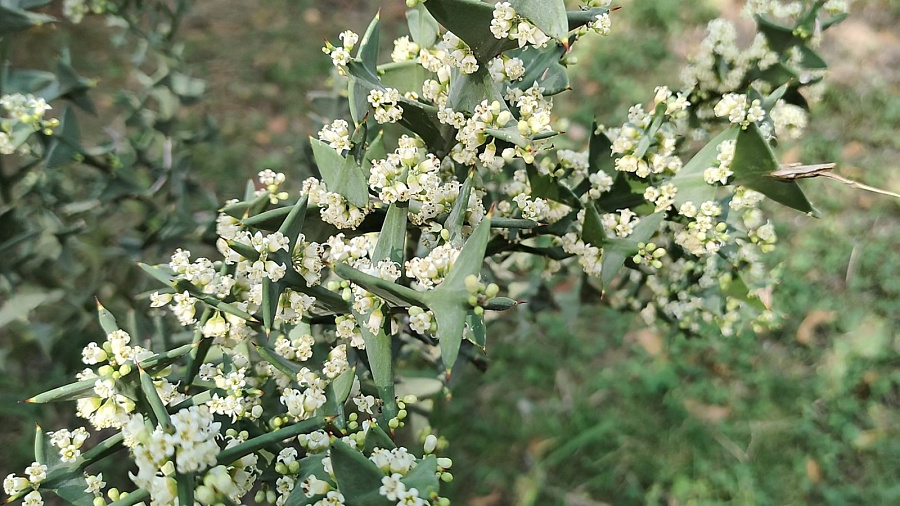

3,0,860,504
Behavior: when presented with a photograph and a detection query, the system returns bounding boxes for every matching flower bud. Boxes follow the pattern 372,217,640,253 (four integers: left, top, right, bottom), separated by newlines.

424,434,438,454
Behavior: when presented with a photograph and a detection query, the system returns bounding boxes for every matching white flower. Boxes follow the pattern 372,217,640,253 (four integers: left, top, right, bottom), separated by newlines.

22,490,43,506
4,474,28,496
379,473,407,501
25,462,47,484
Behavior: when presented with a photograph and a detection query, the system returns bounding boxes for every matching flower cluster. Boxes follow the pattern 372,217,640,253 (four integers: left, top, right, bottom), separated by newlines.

714,93,766,129
0,94,58,155
368,87,405,124
323,30,359,74
490,2,551,48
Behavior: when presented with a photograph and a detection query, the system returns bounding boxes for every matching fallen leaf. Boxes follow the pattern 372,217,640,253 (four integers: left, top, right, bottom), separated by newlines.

796,310,836,345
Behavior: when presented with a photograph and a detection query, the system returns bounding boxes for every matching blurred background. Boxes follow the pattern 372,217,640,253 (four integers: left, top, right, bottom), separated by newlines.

1,0,898,504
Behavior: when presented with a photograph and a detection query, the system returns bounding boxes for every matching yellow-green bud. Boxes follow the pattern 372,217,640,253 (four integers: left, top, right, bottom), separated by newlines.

196,485,216,505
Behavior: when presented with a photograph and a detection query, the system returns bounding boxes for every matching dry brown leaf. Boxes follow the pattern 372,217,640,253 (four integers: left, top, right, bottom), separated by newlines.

806,458,822,483
627,328,664,356
683,399,732,424
796,310,836,345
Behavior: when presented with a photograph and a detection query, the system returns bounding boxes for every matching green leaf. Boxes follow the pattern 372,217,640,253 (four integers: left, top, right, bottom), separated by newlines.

139,366,171,429
581,202,606,246
0,5,55,35
671,126,740,208
424,213,492,373
310,138,345,190
510,0,568,41
379,60,429,96
44,106,81,169
601,212,665,287
350,14,382,124
26,378,100,404
333,134,371,208
588,122,615,177
176,473,194,506
333,263,425,307
444,170,475,248
217,417,325,466
357,13,381,71
506,43,569,96
285,454,330,506
363,424,397,454
0,290,63,329
448,66,506,115
464,309,486,350
731,124,815,215
407,4,441,48
53,475,96,506
240,206,293,230
279,196,310,252
424,0,517,63
96,300,119,334
329,439,388,504
490,217,539,229
34,424,46,464
400,455,440,498
526,164,582,208
107,490,150,506
331,367,356,406
373,201,409,265
753,15,797,53
566,7,610,31
253,342,300,377
262,277,281,335
322,366,356,428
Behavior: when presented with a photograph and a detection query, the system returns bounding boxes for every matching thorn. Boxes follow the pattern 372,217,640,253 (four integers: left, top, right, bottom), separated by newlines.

562,39,570,52
95,297,104,310
444,368,452,383
611,6,623,11
21,398,33,404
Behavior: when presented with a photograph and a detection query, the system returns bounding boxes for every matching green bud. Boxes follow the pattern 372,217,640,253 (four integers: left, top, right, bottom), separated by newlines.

93,498,106,506
118,363,132,376
107,488,120,501
464,275,480,293
441,472,454,482
196,485,216,505
266,490,277,503
402,395,418,404
288,461,300,474
389,418,400,429
275,463,287,475
255,490,266,503
485,283,499,298
348,412,358,421
398,409,408,419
